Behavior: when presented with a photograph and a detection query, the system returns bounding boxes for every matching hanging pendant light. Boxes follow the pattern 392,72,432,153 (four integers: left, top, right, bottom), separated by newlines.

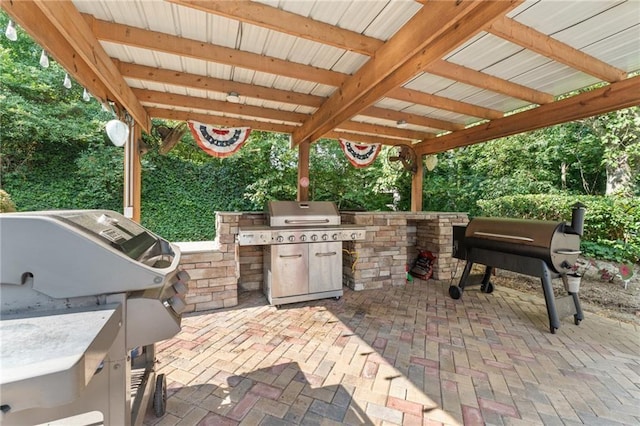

5,20,17,41
82,88,91,102
63,73,72,89
39,49,49,68
424,154,438,171
106,119,129,147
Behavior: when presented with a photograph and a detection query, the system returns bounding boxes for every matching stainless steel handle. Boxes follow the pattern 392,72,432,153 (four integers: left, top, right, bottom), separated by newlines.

279,254,303,259
315,252,337,257
473,231,534,242
284,219,330,224
555,249,582,255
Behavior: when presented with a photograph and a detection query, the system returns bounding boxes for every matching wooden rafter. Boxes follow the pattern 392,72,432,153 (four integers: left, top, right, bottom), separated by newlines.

29,1,150,131
291,1,522,146
87,15,347,87
388,87,504,120
488,16,627,83
415,76,640,155
360,106,465,132
425,60,554,105
166,0,383,56
337,121,434,141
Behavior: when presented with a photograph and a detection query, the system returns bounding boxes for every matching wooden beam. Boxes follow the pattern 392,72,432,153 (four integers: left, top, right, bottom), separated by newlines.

415,76,640,155
124,123,142,222
324,131,412,147
292,1,522,146
89,16,347,87
337,121,434,141
297,141,310,202
146,107,296,134
425,60,554,105
388,87,503,120
361,106,465,132
167,0,383,56
411,156,423,212
488,16,627,83
0,0,111,102
133,88,307,124
119,62,325,108
31,1,150,131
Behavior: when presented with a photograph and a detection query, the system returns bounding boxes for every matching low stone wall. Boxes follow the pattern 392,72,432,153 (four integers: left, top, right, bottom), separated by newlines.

341,212,469,290
177,210,468,312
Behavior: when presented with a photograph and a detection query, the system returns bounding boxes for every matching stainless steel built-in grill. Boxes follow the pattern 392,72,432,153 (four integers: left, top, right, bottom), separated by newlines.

0,210,189,425
451,204,586,334
238,201,365,307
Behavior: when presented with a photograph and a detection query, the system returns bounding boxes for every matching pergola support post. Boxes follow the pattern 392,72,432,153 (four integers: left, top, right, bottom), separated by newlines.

297,140,310,202
411,155,423,212
124,123,142,222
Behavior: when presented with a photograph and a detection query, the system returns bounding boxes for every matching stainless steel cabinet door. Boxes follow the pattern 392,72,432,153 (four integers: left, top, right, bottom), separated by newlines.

270,244,309,298
308,242,342,294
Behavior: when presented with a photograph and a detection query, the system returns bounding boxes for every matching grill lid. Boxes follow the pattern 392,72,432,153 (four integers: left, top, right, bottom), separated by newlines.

267,201,340,227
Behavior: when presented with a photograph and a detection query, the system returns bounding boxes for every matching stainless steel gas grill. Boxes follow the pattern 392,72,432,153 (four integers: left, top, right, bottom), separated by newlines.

237,201,365,307
450,204,585,334
0,210,189,425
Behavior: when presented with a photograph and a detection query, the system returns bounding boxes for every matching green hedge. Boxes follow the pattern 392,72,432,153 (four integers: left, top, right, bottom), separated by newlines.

477,194,640,263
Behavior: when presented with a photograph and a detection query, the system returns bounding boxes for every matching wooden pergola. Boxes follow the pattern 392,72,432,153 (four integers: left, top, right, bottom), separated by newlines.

2,0,639,221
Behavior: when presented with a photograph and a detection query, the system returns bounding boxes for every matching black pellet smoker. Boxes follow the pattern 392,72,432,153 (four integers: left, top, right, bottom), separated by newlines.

450,203,586,334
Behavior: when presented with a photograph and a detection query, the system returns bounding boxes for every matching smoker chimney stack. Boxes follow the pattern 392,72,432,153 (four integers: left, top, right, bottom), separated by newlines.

570,202,586,236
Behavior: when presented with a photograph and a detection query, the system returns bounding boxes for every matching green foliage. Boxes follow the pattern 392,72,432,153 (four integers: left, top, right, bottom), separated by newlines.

478,194,640,262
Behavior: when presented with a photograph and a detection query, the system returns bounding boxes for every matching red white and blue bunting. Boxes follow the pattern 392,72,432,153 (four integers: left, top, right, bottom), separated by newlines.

338,138,381,168
187,120,251,158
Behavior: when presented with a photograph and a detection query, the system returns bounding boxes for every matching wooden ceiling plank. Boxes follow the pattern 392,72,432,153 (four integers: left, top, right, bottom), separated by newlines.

167,0,383,56
147,107,296,134
0,0,111,102
133,89,308,124
337,121,434,140
388,87,503,120
489,16,627,83
361,106,465,132
32,1,150,131
415,76,640,155
89,16,346,88
425,59,554,105
325,131,412,146
292,0,522,146
119,62,325,108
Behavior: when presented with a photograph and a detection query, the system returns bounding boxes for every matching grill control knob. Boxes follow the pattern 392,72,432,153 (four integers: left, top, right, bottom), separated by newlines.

288,235,295,242
311,234,318,241
332,233,338,240
167,295,186,315
300,235,307,242
276,236,284,243
322,234,328,241
351,233,357,240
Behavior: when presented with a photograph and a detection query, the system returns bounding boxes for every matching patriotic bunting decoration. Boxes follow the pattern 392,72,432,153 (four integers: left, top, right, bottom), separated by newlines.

338,138,381,168
188,120,251,158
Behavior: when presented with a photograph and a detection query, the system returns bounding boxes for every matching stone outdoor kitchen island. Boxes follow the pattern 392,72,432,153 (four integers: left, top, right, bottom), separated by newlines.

177,211,468,313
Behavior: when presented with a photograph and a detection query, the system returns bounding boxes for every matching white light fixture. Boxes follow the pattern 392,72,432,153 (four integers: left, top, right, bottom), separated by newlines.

424,154,438,171
226,91,240,103
82,88,91,102
105,119,129,147
63,73,72,89
39,49,49,68
396,119,408,129
5,20,17,41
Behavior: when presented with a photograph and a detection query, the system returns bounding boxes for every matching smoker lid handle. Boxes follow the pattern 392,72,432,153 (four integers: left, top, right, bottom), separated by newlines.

555,249,582,255
472,231,534,242
284,219,330,224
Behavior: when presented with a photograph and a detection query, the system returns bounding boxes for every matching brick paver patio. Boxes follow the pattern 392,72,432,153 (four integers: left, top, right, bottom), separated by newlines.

144,279,640,425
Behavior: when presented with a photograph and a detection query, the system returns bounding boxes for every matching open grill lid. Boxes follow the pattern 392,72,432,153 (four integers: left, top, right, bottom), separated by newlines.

266,201,340,227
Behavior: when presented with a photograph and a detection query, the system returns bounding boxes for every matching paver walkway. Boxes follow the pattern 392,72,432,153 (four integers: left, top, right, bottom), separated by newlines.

144,279,640,426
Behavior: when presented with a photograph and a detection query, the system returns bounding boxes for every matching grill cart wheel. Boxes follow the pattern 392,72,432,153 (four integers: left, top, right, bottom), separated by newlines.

334,296,341,301
480,282,494,294
153,373,167,417
448,285,462,299
574,315,581,325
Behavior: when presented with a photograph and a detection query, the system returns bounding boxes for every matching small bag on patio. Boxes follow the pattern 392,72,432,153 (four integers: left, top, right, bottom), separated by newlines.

409,250,436,280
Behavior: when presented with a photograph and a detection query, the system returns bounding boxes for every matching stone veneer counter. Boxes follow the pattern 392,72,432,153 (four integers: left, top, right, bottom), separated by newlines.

176,211,468,312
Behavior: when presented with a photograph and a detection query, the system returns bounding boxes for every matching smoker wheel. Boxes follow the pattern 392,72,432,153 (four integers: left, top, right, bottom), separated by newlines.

480,282,494,294
334,296,341,301
448,286,462,299
153,373,167,417
574,315,581,325
550,326,557,334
